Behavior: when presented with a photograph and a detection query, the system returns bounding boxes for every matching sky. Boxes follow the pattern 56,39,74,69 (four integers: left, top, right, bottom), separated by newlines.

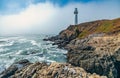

0,0,120,35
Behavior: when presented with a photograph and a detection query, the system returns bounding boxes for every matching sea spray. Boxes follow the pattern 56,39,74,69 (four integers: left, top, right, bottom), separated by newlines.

0,35,67,73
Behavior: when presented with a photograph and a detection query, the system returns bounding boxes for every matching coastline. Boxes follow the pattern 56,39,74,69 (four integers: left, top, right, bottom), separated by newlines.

0,59,106,78
0,18,120,78
43,18,120,78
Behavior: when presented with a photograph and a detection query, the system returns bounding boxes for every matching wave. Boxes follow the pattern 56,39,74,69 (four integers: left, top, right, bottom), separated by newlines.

0,64,6,73
0,37,20,47
0,35,67,73
15,50,23,55
0,58,16,73
30,40,38,46
0,48,9,52
18,38,28,43
0,41,14,47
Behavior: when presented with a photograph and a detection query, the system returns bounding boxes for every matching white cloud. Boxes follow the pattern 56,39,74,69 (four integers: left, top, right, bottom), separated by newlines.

0,1,120,35
0,3,57,35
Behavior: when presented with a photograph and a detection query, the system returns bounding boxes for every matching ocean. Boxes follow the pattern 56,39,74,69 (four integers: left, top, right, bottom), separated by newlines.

0,34,67,73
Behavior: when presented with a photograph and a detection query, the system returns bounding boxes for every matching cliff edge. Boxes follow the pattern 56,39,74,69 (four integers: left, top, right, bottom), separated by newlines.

44,18,120,78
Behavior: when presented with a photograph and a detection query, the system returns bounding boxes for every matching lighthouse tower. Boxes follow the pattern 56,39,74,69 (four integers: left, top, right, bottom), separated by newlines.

74,8,78,25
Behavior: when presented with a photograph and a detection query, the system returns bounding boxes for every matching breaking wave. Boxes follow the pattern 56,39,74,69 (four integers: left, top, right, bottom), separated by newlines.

0,35,67,73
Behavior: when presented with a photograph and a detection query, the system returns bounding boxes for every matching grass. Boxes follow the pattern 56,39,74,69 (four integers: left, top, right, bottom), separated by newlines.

96,21,113,33
78,30,89,38
78,21,114,39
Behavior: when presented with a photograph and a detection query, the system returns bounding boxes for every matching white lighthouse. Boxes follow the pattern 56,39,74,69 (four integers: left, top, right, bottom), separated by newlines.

74,8,78,25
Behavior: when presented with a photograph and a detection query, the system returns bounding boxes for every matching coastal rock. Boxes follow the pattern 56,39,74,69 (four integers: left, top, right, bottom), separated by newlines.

0,59,31,78
45,18,120,78
11,62,47,78
67,34,120,78
0,60,107,78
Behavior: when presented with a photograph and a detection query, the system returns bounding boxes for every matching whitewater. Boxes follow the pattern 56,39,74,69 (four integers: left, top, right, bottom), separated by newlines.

0,35,67,73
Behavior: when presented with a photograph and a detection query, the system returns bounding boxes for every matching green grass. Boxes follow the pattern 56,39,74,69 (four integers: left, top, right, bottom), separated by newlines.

78,21,114,39
78,30,89,38
96,21,113,33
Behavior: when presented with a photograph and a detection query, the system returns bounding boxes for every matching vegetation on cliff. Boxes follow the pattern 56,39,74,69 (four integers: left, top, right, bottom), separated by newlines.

44,18,120,78
59,18,120,39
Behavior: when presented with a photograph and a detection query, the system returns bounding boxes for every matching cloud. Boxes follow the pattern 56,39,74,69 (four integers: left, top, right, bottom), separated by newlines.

0,1,120,35
0,3,56,35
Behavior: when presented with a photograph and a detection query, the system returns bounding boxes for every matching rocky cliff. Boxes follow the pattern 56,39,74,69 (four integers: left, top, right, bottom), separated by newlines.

67,34,120,78
44,18,120,78
1,18,120,78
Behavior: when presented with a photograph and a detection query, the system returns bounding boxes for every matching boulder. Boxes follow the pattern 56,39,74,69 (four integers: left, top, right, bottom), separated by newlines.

0,59,31,78
0,60,106,78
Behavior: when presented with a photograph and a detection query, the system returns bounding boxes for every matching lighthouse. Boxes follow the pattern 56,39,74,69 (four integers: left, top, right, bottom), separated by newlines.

74,8,78,25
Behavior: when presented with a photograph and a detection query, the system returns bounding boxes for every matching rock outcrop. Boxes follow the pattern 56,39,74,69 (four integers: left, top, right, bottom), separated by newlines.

44,18,120,48
0,59,106,78
0,59,31,78
67,34,120,78
44,18,120,78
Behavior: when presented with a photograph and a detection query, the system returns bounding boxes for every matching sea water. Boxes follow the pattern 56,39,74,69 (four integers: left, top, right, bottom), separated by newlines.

0,34,67,72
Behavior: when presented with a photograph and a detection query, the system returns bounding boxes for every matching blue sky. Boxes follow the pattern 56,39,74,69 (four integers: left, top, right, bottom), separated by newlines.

0,0,120,35
1,0,119,14
0,0,87,14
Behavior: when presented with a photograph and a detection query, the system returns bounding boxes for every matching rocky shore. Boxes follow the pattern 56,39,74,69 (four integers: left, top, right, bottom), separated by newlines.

0,18,120,78
0,59,106,78
44,18,120,78
45,34,120,78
